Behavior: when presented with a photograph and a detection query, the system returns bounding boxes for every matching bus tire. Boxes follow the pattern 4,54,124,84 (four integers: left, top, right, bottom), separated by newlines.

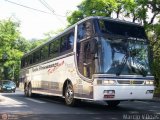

24,83,28,97
64,83,75,106
106,100,120,107
28,83,33,97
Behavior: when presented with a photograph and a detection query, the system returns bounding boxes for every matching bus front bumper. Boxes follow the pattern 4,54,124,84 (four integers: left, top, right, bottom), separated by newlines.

93,85,154,101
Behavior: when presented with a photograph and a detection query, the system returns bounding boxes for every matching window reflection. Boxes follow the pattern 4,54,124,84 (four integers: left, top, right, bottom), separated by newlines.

98,37,151,76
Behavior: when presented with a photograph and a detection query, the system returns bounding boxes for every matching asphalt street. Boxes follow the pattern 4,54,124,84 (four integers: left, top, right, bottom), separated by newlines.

0,89,160,120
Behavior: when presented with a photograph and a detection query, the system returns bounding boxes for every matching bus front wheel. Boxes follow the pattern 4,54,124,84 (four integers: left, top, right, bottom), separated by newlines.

64,84,75,106
106,100,120,107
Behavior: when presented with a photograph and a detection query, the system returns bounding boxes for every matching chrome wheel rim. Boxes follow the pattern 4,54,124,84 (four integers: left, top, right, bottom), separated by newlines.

65,85,74,104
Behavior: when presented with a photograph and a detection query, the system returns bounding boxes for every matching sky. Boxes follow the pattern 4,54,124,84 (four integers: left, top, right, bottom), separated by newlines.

0,0,82,39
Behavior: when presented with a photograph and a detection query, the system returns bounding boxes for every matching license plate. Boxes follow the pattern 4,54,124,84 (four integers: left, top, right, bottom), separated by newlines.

7,88,11,90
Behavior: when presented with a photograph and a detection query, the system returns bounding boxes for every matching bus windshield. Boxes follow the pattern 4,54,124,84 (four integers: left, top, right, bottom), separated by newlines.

97,36,151,76
94,19,151,76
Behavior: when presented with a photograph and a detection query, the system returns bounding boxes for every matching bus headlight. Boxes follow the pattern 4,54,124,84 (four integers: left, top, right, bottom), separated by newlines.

103,80,116,85
96,80,116,85
145,80,154,85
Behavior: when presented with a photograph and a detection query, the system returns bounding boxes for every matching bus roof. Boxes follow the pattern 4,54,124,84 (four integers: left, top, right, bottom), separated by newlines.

22,16,143,58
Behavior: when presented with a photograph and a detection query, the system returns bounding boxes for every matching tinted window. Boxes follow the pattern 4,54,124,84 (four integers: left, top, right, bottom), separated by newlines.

77,20,93,40
29,55,33,64
49,40,60,58
21,58,25,68
25,57,29,67
60,31,74,53
41,45,49,60
21,29,75,68
98,20,147,39
33,50,40,63
76,39,96,79
68,32,74,48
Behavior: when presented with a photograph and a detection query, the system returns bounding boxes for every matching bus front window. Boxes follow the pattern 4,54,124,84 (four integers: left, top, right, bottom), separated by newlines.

97,37,151,76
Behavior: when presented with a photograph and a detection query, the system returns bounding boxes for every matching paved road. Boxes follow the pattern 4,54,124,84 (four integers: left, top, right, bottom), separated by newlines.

0,89,160,120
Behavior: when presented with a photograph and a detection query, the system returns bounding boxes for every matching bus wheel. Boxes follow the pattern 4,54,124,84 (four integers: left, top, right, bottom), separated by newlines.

64,84,75,106
24,84,28,97
28,83,33,97
106,101,120,107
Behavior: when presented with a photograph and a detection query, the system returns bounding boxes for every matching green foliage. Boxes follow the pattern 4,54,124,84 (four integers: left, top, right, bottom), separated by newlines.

67,0,117,25
67,0,160,26
0,19,50,83
147,23,160,88
0,19,23,82
14,37,32,53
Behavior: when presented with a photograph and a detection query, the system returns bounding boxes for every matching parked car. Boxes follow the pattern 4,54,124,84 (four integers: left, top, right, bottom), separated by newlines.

0,80,16,93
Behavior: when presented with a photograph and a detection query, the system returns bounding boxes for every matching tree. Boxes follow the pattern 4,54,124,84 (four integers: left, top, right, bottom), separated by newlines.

0,19,23,82
147,21,160,87
67,0,117,25
67,0,160,26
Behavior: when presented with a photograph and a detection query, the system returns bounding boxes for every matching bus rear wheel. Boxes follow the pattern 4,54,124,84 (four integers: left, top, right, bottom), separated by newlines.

106,100,120,107
24,84,28,97
64,84,75,106
28,83,32,97
24,83,32,97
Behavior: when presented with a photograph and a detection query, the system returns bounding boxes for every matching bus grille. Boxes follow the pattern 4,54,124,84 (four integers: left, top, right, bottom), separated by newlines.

117,80,144,85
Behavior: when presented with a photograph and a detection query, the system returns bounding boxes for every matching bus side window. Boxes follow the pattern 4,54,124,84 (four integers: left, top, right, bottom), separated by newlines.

77,23,86,40
33,50,40,63
60,30,74,53
49,40,60,58
21,58,24,68
68,32,74,49
60,36,67,53
41,45,49,60
77,20,93,41
83,41,95,78
25,57,29,67
29,55,33,64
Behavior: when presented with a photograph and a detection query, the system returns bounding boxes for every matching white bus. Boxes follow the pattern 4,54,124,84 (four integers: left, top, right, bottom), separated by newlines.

19,16,154,107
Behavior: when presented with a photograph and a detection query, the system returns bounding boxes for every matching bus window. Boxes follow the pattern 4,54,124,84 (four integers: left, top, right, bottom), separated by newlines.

21,58,25,68
33,50,41,63
41,45,49,60
29,55,33,65
25,57,29,67
77,21,94,78
60,36,68,53
68,32,74,49
49,40,60,58
60,31,74,53
77,40,95,79
77,20,93,41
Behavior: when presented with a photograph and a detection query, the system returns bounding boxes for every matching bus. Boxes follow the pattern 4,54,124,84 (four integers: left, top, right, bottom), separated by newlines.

19,16,154,107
